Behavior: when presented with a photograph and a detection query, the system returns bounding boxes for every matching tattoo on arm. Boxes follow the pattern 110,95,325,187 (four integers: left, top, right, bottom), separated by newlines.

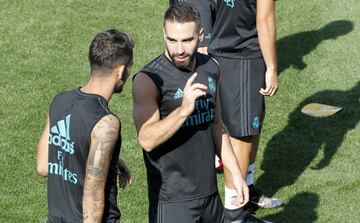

83,114,120,222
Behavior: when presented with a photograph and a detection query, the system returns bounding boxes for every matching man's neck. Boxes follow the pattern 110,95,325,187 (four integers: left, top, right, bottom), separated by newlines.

80,77,114,102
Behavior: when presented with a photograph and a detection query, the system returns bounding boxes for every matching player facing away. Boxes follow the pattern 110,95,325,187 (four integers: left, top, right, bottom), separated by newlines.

208,0,281,221
169,0,217,54
36,29,133,223
132,3,248,223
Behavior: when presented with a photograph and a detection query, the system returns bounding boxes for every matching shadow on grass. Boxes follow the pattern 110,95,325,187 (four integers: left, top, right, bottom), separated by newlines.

256,81,360,197
264,192,319,223
277,20,353,75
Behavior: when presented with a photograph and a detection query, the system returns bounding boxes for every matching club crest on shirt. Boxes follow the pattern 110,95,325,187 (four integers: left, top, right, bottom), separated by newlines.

224,0,235,8
208,77,216,93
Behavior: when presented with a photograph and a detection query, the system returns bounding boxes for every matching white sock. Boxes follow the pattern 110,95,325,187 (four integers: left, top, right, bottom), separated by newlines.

246,163,255,186
215,155,221,168
224,186,239,210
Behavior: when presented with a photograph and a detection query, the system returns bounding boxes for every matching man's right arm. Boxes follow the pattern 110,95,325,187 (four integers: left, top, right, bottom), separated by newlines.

257,0,279,96
82,114,120,223
132,72,207,152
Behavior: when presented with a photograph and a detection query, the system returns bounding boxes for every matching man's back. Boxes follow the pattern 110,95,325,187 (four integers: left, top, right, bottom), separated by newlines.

47,88,121,222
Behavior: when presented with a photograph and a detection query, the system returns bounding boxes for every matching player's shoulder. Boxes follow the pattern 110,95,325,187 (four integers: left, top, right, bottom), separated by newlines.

141,54,166,74
196,52,220,77
133,54,165,98
50,88,77,108
53,88,76,100
90,114,120,152
132,71,157,89
132,72,160,102
92,114,120,137
197,52,218,66
102,114,120,127
133,54,165,86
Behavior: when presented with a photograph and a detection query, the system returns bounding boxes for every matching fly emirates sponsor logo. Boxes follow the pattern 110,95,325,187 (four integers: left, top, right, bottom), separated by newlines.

183,99,215,127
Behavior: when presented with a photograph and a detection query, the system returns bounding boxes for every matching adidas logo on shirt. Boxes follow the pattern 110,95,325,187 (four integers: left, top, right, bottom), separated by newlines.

49,114,75,154
174,88,184,99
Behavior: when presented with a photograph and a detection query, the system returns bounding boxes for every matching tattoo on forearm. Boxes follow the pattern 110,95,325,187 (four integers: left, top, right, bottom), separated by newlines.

86,115,119,176
83,210,88,220
84,177,103,193
83,115,120,222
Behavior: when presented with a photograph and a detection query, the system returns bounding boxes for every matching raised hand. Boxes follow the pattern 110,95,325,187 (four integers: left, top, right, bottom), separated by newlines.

180,72,207,116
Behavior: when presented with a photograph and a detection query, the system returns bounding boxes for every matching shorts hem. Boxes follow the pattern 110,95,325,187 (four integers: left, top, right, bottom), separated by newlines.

149,188,219,205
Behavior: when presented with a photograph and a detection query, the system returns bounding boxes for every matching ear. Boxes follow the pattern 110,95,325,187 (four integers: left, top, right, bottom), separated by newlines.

115,64,125,81
163,27,167,42
198,28,204,43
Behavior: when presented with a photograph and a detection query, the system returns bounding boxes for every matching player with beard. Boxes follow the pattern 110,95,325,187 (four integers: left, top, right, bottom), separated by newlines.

169,0,217,54
36,29,133,223
132,3,248,222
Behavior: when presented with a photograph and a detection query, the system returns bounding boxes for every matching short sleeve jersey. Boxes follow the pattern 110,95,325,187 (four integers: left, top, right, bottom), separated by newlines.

138,53,220,203
47,88,121,222
208,0,262,58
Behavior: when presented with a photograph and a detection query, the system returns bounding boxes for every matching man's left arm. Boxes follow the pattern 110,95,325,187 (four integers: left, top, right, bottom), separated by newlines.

257,0,279,96
214,91,249,207
82,114,119,223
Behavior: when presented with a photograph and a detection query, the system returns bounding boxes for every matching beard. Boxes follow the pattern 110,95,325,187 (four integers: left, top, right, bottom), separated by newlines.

167,47,197,70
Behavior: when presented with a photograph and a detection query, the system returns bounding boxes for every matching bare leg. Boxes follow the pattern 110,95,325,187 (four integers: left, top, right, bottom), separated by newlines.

224,135,259,188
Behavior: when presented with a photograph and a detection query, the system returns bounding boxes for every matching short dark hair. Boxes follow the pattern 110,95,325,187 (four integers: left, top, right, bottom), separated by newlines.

164,2,201,31
89,29,134,73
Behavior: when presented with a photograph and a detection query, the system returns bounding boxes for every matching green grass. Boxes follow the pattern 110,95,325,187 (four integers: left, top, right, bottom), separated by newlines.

0,0,359,222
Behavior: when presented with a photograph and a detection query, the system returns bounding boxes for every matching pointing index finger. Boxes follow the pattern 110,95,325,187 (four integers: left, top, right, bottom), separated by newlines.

185,72,198,87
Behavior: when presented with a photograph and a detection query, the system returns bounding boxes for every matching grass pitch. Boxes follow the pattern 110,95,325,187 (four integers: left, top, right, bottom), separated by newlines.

0,0,359,222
